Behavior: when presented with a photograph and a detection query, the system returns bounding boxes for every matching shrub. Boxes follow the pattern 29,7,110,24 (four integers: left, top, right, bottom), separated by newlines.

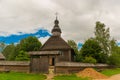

83,56,97,64
108,53,120,67
15,50,30,61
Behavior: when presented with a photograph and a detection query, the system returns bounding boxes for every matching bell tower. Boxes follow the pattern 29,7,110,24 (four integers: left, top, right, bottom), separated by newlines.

51,13,62,36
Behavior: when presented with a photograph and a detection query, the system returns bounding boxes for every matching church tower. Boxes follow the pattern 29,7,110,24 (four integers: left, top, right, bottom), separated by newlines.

51,16,62,36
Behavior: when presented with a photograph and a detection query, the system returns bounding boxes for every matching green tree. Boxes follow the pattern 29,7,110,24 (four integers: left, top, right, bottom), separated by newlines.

67,40,78,54
110,39,118,54
15,36,42,61
19,36,42,51
2,44,16,60
15,50,30,61
67,40,82,61
95,21,111,56
2,36,42,61
0,42,6,52
83,56,97,64
80,38,105,63
108,47,120,66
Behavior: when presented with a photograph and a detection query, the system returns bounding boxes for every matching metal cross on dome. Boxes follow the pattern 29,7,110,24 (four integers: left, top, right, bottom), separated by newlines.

55,12,58,19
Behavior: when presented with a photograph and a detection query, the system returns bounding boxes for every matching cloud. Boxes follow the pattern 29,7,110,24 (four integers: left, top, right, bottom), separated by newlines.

0,0,120,43
0,28,51,44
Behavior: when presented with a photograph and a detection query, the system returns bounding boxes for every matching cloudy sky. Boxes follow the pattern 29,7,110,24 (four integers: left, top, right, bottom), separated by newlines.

0,0,120,45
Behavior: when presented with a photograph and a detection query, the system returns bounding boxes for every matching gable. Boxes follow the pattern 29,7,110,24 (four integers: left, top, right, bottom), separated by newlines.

40,36,71,50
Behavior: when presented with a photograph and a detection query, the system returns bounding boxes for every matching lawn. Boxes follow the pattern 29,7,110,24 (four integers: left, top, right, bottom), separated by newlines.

54,68,120,80
101,68,120,76
54,74,89,80
0,72,46,80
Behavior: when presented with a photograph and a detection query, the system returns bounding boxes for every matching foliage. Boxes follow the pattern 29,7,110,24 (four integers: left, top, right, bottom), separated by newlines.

2,44,16,60
75,54,83,62
67,40,79,54
0,72,46,80
54,74,89,80
0,42,6,52
2,36,42,61
108,47,120,66
101,68,120,76
80,38,104,63
83,56,97,64
15,50,30,61
67,40,82,62
19,36,42,51
95,21,111,56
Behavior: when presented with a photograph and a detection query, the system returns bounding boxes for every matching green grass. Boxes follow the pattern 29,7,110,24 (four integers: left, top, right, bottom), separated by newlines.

0,72,46,80
54,74,89,80
101,68,120,76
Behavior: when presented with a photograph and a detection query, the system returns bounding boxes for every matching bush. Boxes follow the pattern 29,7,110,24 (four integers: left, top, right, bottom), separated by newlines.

15,50,30,61
75,54,83,62
108,53,120,67
83,56,97,64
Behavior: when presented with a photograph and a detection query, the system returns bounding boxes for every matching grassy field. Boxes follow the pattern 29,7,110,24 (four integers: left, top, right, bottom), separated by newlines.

0,68,120,80
54,74,89,80
101,68,120,76
54,68,120,80
0,72,46,80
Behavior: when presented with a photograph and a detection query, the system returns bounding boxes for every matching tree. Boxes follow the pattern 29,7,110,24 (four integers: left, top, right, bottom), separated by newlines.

108,47,120,66
0,42,6,52
19,36,42,51
95,21,111,56
2,36,42,61
67,40,78,54
2,44,16,60
67,40,82,61
80,38,105,63
15,50,30,61
110,39,118,54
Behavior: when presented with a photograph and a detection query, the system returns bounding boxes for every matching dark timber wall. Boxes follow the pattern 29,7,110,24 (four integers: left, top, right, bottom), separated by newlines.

0,61,112,74
0,61,29,72
56,50,72,62
55,62,112,73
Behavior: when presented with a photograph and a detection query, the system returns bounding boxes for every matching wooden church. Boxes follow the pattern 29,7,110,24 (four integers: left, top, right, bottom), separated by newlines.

30,17,75,73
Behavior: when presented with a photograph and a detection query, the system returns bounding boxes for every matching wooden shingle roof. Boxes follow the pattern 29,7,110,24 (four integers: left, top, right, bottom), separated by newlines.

40,36,72,51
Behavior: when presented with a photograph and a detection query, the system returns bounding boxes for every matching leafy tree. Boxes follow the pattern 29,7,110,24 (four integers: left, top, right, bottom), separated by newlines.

67,40,81,61
0,42,6,52
110,39,118,54
83,56,97,64
95,21,111,56
108,45,120,66
2,44,16,60
80,38,105,63
15,50,30,61
2,36,42,61
19,36,42,51
67,40,78,54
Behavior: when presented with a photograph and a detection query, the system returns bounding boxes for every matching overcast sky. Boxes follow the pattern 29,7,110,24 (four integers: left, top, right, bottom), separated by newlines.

0,0,120,44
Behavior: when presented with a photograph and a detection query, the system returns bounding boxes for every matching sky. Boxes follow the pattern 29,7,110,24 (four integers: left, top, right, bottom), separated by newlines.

0,0,120,48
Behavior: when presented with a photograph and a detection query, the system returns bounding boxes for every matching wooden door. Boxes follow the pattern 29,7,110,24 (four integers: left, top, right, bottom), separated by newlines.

39,56,49,73
30,56,40,73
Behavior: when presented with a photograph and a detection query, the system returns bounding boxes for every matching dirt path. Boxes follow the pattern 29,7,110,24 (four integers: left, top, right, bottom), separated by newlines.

95,74,120,80
45,68,55,80
45,74,55,80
